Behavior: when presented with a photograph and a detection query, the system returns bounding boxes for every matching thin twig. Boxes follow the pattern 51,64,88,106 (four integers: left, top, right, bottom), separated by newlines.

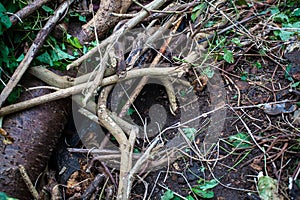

18,165,39,199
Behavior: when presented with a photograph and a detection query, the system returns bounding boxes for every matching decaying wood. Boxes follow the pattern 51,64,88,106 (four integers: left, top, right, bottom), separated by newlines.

0,75,70,199
0,0,75,107
77,0,132,43
9,0,52,25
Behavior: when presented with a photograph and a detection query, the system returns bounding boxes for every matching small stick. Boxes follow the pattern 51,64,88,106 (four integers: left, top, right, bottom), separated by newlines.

0,0,75,107
18,165,39,199
80,174,105,200
9,0,52,25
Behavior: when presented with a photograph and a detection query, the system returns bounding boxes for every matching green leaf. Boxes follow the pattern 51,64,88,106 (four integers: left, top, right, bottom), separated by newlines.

0,191,18,200
273,13,289,23
67,34,83,49
7,86,22,104
0,23,3,35
228,132,251,148
195,179,218,190
191,3,206,22
240,71,248,81
192,188,214,198
258,172,280,200
16,54,24,62
161,190,174,200
55,48,76,60
36,51,53,66
254,61,262,69
201,67,214,78
278,30,293,41
127,108,136,116
0,3,12,30
0,14,12,29
133,148,140,153
285,64,293,81
223,48,234,63
186,195,196,200
235,0,247,6
291,82,300,88
270,7,280,15
182,127,197,141
231,38,242,47
204,21,215,28
192,3,206,12
42,5,54,14
79,15,86,22
291,8,300,17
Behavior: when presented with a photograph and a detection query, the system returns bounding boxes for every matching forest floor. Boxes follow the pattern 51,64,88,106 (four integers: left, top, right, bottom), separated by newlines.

0,0,300,200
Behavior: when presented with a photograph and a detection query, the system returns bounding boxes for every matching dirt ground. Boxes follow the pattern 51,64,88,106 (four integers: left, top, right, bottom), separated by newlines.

1,0,300,199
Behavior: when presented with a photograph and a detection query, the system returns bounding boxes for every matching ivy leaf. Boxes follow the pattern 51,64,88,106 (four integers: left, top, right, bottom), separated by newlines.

195,179,219,190
291,8,300,17
67,34,83,49
278,30,293,41
182,127,197,141
192,188,214,199
0,192,18,200
191,3,206,22
228,132,251,148
257,172,281,200
0,3,12,30
55,48,76,60
161,190,174,200
223,48,234,63
36,51,53,66
42,5,54,14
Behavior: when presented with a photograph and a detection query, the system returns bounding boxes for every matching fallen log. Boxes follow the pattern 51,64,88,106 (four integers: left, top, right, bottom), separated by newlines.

0,74,71,199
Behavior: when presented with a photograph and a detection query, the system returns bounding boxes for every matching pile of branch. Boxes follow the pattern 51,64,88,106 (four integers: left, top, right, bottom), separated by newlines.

0,0,207,199
1,0,275,198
